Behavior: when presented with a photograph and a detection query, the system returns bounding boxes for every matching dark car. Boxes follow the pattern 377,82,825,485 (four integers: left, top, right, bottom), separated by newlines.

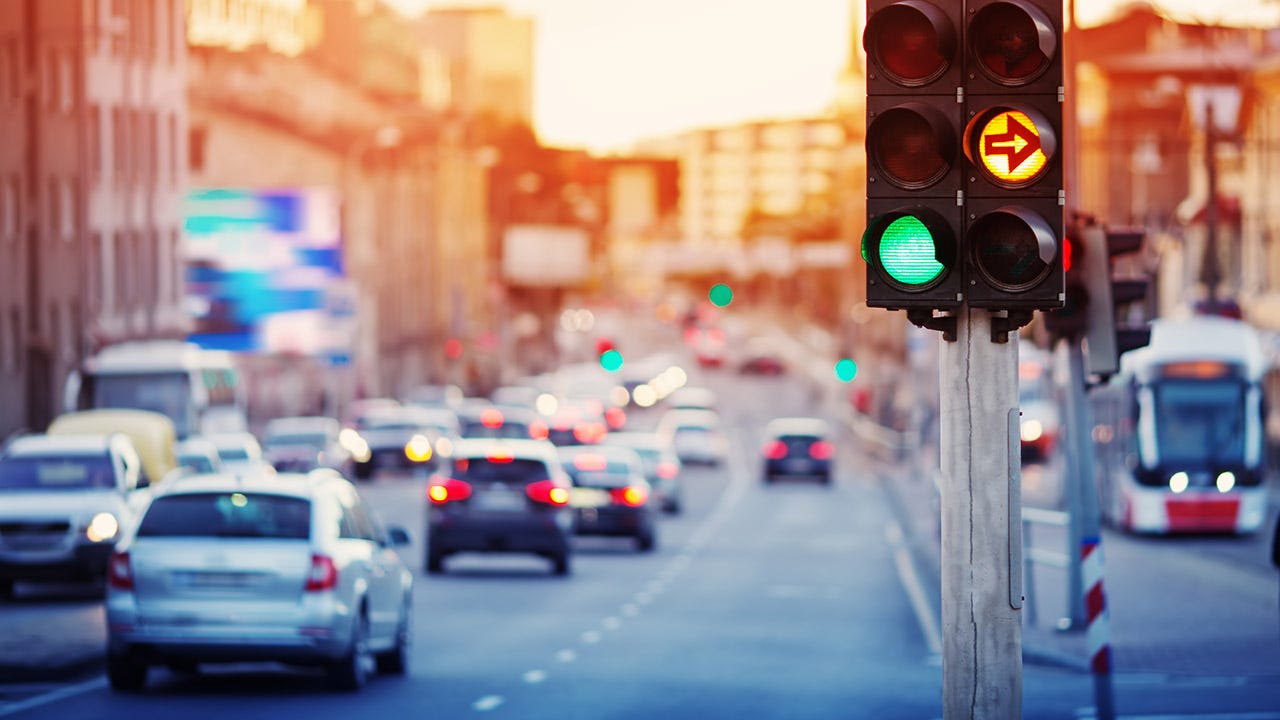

349,406,447,479
558,445,657,552
761,417,834,484
425,439,573,575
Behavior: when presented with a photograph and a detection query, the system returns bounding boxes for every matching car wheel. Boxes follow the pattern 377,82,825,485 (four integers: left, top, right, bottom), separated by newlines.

354,462,373,481
664,500,681,515
552,552,571,576
107,651,148,693
328,611,371,691
425,548,446,575
636,532,656,553
0,579,14,600
762,472,774,484
375,601,410,675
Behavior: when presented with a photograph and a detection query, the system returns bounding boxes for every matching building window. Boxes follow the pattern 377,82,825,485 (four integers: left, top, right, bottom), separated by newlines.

87,232,102,310
8,308,20,371
57,51,73,113
1,176,15,238
114,231,129,309
62,181,76,240
189,126,206,173
112,107,126,179
147,111,158,180
172,229,183,304
48,177,59,239
111,0,128,56
88,104,101,181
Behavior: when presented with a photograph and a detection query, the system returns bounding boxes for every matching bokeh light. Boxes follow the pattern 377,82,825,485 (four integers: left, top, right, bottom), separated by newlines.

834,358,858,382
599,349,624,372
708,283,734,307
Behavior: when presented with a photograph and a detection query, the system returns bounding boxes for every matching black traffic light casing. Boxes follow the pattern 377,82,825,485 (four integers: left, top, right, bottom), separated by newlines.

1043,220,1089,339
961,0,1064,311
1079,225,1152,377
862,0,966,311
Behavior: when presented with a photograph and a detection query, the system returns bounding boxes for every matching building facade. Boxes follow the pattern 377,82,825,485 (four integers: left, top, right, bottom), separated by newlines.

0,0,187,438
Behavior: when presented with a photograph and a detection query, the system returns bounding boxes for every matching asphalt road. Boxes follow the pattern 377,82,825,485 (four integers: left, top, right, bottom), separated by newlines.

4,346,1280,719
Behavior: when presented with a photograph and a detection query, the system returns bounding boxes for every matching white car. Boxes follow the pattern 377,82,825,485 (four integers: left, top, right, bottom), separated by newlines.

262,417,352,475
656,409,729,466
0,433,148,597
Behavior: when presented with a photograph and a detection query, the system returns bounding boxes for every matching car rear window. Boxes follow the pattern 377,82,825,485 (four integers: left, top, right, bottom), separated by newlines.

138,492,311,539
0,455,117,491
459,421,530,439
451,457,549,484
565,465,633,488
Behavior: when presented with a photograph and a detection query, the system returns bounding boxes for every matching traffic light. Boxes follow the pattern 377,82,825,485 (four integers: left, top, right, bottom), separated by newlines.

861,0,965,311
1084,226,1151,376
961,0,1064,310
1043,219,1089,340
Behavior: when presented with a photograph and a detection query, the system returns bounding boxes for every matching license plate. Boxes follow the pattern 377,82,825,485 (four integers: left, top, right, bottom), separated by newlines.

570,488,610,508
172,571,255,589
785,459,813,472
474,489,525,511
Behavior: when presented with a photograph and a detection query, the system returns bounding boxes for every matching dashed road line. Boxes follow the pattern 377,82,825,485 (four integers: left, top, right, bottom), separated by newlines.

522,670,547,684
0,677,106,718
886,519,943,656
472,695,504,712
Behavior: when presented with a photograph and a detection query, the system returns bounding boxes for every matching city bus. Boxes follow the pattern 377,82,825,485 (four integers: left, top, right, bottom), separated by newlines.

1090,315,1270,534
64,341,248,440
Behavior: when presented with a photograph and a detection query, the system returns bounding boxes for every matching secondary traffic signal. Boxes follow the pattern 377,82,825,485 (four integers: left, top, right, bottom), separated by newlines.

1088,227,1151,376
862,0,965,311
962,0,1064,310
1043,219,1089,340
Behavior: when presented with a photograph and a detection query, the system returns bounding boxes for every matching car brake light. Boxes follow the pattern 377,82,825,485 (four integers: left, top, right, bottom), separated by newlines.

809,441,834,460
527,479,570,506
611,486,649,507
573,453,608,471
530,420,549,440
605,407,627,430
656,461,679,480
481,408,504,428
428,477,474,504
763,440,788,460
108,551,133,591
305,554,338,592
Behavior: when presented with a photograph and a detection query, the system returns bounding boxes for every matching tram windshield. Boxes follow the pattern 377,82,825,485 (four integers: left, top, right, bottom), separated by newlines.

1152,379,1246,466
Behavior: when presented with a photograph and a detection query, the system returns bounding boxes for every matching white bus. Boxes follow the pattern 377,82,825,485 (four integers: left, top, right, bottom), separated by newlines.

1090,315,1270,534
65,341,248,440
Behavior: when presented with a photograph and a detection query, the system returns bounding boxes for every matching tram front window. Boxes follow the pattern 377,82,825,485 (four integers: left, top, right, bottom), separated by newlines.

1153,380,1246,468
93,372,193,436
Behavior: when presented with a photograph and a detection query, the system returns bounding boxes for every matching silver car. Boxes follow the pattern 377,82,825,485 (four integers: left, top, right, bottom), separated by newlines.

105,469,414,692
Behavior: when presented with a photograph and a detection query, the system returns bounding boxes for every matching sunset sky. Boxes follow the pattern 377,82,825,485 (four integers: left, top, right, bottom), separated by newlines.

386,0,1280,152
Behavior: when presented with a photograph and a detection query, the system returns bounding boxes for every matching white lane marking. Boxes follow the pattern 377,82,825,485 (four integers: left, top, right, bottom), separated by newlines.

555,649,577,663
885,520,943,656
1089,714,1280,720
634,591,653,605
645,580,665,594
473,695,504,712
581,630,602,644
0,676,107,718
522,669,547,684
621,603,640,617
602,616,621,631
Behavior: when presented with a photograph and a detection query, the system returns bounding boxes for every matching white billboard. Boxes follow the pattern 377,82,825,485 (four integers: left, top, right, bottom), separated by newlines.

502,224,590,287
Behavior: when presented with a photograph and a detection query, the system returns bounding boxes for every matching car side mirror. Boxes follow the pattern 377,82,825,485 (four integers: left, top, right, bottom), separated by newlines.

385,525,412,547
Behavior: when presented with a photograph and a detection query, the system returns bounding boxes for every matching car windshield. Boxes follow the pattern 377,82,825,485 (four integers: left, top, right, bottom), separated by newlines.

451,457,549,484
265,433,327,448
176,454,217,473
0,455,118,491
137,492,311,539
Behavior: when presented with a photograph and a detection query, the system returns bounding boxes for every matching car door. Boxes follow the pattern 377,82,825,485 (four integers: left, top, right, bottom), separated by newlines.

338,489,401,642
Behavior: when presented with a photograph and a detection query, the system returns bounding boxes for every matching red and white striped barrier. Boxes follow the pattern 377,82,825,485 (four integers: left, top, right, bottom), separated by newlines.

1082,536,1111,673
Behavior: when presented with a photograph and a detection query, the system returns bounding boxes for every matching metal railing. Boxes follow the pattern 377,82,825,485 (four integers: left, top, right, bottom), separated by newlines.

1021,506,1070,628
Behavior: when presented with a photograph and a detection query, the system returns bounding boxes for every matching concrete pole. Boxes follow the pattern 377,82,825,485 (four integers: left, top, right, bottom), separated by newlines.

939,308,1024,719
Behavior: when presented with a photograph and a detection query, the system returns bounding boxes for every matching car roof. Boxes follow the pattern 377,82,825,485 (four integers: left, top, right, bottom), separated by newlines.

449,437,558,461
153,469,347,500
764,417,831,437
601,432,665,448
176,437,220,455
4,433,115,456
659,408,721,427
264,416,339,433
558,444,643,463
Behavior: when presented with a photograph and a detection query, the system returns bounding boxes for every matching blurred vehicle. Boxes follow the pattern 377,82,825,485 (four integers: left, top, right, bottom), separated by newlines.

0,433,147,597
340,398,400,432
685,325,727,368
656,409,728,466
738,339,788,376
559,445,657,551
490,385,542,410
1091,316,1269,534
761,417,834,484
401,384,464,411
48,409,178,487
104,468,414,692
543,399,609,446
173,437,223,475
455,404,548,441
64,340,247,439
204,431,266,474
666,386,718,412
348,406,442,480
425,439,573,575
262,417,352,475
1018,348,1060,463
601,431,684,514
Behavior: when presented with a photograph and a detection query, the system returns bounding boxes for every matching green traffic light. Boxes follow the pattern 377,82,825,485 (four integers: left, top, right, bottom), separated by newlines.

834,358,858,382
708,283,734,307
879,216,944,286
599,349,624,372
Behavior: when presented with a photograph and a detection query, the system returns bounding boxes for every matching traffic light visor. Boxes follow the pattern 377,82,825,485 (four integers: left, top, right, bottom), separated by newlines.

969,1,1056,86
966,106,1056,187
868,104,956,189
969,206,1056,291
864,211,954,288
865,0,957,86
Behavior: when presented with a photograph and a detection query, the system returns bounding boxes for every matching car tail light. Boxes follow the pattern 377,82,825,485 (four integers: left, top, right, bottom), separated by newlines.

809,441,834,460
428,477,474,504
108,551,133,591
530,420,549,440
481,408,505,428
656,461,679,480
305,554,338,592
527,478,570,506
605,407,627,430
611,485,649,507
573,453,608,471
763,440,788,460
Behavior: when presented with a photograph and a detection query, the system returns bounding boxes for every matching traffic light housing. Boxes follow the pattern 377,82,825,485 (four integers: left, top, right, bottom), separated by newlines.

1089,227,1151,376
862,0,965,312
1043,219,1089,340
862,0,1065,332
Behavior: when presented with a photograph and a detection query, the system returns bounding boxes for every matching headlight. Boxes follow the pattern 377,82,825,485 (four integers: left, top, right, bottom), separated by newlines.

1020,419,1043,443
1216,471,1236,493
87,512,119,543
1169,471,1189,494
405,435,433,463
